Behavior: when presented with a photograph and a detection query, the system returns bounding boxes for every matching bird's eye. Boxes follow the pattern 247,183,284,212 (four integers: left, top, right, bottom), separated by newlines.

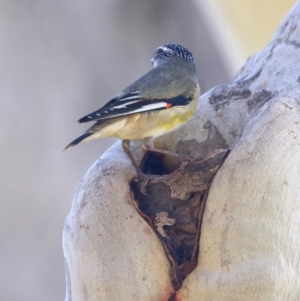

156,49,164,55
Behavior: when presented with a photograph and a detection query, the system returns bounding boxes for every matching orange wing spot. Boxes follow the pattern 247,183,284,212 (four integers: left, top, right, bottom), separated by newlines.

166,103,172,109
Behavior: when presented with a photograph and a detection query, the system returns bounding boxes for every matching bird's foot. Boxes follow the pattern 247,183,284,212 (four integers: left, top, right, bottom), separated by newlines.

133,172,152,195
179,153,197,173
180,158,190,172
139,174,153,195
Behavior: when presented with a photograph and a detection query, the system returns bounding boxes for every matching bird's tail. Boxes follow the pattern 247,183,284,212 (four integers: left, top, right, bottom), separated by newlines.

64,132,93,151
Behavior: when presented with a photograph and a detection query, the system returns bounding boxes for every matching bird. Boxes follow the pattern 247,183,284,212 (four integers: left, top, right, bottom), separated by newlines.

65,44,200,179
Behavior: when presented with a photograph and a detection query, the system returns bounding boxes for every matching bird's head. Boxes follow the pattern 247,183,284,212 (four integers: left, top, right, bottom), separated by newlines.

150,44,195,67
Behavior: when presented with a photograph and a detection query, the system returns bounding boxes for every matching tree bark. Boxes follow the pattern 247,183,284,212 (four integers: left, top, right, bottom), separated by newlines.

63,2,300,300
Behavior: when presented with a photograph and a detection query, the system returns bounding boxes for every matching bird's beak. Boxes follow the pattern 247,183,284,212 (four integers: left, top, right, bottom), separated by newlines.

150,58,154,65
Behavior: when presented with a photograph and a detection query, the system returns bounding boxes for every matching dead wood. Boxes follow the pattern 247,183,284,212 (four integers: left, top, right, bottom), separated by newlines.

131,149,229,289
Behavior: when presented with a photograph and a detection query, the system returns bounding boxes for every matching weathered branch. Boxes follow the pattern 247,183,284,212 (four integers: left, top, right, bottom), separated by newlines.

63,2,300,300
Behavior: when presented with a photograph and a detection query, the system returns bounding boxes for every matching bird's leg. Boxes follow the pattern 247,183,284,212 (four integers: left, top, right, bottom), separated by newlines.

142,137,192,161
122,140,144,178
122,140,151,194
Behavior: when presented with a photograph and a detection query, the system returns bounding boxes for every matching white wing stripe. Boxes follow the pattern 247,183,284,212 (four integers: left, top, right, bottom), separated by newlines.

92,102,166,120
119,95,140,101
133,103,166,111
113,100,140,109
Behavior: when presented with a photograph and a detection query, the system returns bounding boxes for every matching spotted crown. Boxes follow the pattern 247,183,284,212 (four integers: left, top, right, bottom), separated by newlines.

151,44,195,66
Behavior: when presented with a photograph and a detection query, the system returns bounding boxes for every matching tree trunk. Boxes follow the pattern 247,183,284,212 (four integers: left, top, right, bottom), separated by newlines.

63,2,300,300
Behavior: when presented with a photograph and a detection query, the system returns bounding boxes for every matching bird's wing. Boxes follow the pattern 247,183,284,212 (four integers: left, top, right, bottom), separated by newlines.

78,90,192,123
